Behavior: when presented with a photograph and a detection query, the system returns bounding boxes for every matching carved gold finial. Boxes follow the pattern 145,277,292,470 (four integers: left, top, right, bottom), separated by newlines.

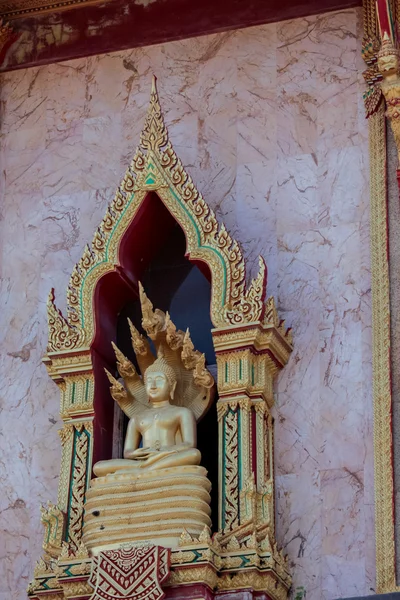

226,535,241,551
33,557,49,578
140,75,168,152
179,528,194,546
198,525,212,545
223,256,266,324
46,288,84,352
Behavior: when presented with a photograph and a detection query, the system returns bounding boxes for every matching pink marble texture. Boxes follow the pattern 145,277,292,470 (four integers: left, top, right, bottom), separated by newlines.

0,8,372,599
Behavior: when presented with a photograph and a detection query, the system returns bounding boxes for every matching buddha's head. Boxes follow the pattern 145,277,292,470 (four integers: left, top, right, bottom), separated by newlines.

144,357,177,403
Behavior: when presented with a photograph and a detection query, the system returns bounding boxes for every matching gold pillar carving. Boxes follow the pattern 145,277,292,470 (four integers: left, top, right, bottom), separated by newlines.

41,350,95,556
212,302,292,543
363,0,400,591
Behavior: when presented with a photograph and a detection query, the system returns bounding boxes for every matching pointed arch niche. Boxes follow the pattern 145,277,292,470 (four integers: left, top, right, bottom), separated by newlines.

34,78,294,600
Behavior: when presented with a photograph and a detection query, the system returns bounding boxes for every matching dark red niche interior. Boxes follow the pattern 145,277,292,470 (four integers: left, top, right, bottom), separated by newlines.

90,192,213,466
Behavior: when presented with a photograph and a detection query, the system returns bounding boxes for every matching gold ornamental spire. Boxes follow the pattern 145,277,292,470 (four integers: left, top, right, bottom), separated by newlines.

140,76,168,152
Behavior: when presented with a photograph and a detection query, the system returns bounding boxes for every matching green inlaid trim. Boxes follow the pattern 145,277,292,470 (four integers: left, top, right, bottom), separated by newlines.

43,518,50,543
71,382,76,404
225,362,229,383
84,429,92,490
239,555,251,568
43,513,60,543
84,379,89,402
63,564,79,577
191,550,202,562
261,490,268,519
79,190,136,326
53,515,59,541
170,186,227,304
251,364,255,386
38,577,52,590
239,358,242,380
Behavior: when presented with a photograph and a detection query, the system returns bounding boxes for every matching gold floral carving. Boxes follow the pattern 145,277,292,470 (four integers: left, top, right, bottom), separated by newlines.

167,565,218,588
223,408,239,530
216,570,288,599
27,557,62,598
46,77,267,354
68,423,92,551
58,424,74,511
223,256,266,324
59,580,93,597
213,314,292,574
370,102,397,592
41,503,65,559
47,289,85,352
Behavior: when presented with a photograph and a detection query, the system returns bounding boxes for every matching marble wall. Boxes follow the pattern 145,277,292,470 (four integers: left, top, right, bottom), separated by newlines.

0,7,372,599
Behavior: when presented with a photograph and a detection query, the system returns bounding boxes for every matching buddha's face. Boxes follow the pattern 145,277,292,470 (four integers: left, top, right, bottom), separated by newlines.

145,371,171,403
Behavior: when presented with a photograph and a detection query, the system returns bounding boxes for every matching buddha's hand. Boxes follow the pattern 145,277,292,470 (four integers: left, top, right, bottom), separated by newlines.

129,447,155,460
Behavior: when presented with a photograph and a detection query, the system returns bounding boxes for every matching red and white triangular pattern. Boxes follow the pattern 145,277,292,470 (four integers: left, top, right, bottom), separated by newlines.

88,544,170,600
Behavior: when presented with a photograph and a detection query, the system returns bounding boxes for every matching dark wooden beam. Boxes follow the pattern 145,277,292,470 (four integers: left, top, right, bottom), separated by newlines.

1,0,361,72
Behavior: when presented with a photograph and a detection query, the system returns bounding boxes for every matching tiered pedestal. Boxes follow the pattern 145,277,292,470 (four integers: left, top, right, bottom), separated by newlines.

83,465,212,552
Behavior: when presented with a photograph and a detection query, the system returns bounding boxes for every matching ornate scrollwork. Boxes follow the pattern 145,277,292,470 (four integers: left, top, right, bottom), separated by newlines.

47,289,85,352
223,257,266,325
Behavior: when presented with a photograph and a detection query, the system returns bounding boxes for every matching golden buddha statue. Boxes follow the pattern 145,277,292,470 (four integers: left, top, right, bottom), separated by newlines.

93,357,201,476
83,284,214,553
